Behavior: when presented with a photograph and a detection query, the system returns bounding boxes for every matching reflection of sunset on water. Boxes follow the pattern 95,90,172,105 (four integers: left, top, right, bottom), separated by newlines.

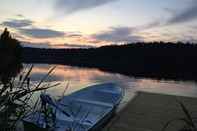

30,64,114,82
134,79,197,97
28,64,197,104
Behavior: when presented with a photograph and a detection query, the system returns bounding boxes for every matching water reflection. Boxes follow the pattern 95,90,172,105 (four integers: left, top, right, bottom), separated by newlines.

28,64,197,108
135,79,197,97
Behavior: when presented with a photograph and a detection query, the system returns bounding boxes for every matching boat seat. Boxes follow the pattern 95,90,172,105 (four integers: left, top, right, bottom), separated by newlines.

96,88,121,95
73,98,114,108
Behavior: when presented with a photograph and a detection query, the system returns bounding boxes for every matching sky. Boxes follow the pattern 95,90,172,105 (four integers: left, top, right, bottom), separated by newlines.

0,0,197,48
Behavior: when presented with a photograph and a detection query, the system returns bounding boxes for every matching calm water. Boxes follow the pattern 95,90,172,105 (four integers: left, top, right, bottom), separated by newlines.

28,64,197,109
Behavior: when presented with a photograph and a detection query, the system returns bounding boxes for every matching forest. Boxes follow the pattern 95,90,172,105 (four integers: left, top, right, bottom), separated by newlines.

22,42,197,81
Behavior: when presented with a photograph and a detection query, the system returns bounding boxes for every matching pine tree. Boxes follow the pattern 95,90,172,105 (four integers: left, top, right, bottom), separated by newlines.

0,28,22,56
0,28,23,84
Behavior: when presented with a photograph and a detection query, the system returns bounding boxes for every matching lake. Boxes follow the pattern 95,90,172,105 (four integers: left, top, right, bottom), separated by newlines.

28,64,197,109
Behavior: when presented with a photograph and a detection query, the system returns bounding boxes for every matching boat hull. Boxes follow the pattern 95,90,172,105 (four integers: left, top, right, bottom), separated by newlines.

23,83,123,131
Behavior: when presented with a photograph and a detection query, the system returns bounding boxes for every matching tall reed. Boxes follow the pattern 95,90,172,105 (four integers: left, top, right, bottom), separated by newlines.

0,65,58,131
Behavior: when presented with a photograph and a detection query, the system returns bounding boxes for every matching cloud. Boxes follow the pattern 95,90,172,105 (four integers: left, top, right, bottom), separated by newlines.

21,41,53,48
91,21,163,44
136,21,162,31
92,27,143,43
1,17,66,39
19,28,65,38
142,21,162,29
1,19,33,28
16,14,25,18
55,0,117,14
54,43,95,48
167,0,197,25
164,8,177,15
22,41,94,49
67,34,83,37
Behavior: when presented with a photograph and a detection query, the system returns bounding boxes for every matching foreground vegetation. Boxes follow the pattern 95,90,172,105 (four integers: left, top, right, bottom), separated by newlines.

0,28,58,131
0,65,58,131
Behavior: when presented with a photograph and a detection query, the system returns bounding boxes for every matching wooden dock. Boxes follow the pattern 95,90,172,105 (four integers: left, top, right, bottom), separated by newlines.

103,92,197,131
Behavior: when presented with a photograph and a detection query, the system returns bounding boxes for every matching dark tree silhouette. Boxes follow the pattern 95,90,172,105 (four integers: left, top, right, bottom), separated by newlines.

0,28,23,84
22,42,197,81
0,28,22,56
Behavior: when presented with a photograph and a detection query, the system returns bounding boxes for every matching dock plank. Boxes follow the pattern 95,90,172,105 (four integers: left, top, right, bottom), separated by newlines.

103,92,197,131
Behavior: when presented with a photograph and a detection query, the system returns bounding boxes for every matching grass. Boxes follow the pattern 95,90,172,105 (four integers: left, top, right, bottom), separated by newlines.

0,65,59,131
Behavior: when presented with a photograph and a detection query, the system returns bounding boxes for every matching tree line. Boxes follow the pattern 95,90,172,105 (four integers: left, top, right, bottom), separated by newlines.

22,41,197,81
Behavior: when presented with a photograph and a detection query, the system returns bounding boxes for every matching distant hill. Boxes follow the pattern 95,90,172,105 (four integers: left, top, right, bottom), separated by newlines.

22,42,197,81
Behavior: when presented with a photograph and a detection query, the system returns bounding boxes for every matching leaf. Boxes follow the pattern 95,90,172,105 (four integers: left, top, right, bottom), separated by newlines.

34,66,56,90
177,100,196,129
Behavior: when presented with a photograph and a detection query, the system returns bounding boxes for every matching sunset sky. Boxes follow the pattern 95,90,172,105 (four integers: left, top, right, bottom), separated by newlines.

0,0,197,48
